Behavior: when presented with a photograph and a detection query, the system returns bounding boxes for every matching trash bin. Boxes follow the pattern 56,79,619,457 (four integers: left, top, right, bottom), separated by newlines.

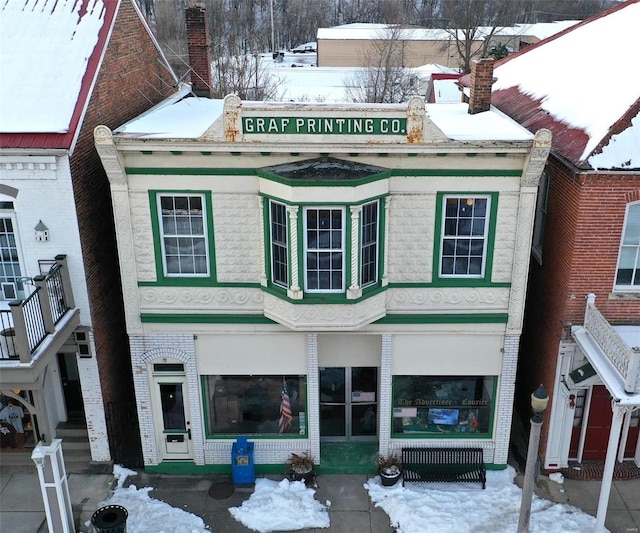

91,504,128,533
231,436,255,484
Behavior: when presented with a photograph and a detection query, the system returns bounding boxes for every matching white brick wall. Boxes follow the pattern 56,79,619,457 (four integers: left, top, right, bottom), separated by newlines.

387,193,434,282
77,332,111,462
213,193,262,283
493,333,520,464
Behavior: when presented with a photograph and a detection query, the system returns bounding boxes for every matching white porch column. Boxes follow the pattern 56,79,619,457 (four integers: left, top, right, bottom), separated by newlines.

593,403,625,533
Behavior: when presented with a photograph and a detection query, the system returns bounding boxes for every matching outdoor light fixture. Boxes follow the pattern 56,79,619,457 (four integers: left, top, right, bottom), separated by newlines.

531,384,549,418
517,383,550,533
34,220,49,241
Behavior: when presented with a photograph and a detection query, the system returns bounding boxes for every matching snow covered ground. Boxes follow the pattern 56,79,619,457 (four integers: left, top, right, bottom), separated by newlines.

96,465,603,533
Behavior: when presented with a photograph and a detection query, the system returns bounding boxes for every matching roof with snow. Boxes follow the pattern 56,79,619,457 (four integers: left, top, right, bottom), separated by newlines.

0,0,164,150
488,0,640,170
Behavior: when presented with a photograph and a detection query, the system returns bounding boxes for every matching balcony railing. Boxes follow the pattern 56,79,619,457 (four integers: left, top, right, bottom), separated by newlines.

0,255,75,362
583,293,640,394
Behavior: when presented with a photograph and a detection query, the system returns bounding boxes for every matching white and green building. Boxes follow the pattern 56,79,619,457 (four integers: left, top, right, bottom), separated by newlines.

95,90,550,474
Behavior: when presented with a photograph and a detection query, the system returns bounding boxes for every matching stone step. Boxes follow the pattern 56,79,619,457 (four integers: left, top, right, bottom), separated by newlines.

60,435,91,451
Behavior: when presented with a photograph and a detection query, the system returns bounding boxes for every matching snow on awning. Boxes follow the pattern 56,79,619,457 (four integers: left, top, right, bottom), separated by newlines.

572,325,640,407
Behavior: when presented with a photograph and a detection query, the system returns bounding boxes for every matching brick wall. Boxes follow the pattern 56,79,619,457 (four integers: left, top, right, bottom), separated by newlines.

69,0,177,462
517,154,640,455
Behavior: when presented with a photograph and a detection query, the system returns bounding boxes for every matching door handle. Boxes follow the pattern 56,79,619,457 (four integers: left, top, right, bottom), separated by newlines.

188,428,192,440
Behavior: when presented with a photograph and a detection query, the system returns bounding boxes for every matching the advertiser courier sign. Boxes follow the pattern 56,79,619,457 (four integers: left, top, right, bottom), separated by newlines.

242,116,408,135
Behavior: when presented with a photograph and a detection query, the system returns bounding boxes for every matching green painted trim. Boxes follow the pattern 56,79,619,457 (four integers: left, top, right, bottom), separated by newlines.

485,463,508,471
141,150,153,155
466,153,478,157
200,151,212,155
148,190,217,284
140,314,276,324
137,280,260,288
260,152,271,156
375,313,508,324
388,280,511,289
170,151,182,155
256,168,393,187
125,167,522,178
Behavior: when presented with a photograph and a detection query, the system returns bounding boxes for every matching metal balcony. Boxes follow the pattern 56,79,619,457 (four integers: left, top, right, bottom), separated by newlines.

0,255,79,364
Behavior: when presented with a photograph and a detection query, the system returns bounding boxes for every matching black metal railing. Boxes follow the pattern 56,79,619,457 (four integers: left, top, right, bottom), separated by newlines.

0,310,17,359
0,255,74,362
46,265,67,325
21,288,47,353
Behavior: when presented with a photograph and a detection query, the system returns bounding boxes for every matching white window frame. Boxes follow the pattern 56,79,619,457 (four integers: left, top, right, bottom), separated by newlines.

614,202,640,292
303,207,345,293
439,195,490,278
269,200,289,288
157,193,209,277
360,200,379,289
0,207,25,300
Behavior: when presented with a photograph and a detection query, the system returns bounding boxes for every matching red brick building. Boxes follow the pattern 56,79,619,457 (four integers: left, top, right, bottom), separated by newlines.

0,0,177,468
483,0,640,476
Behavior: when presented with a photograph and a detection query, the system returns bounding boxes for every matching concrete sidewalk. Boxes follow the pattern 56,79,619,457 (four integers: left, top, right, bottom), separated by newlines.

1,463,639,532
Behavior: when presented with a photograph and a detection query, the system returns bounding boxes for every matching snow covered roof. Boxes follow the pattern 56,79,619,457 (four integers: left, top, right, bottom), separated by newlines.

489,0,640,170
0,0,113,137
114,94,532,144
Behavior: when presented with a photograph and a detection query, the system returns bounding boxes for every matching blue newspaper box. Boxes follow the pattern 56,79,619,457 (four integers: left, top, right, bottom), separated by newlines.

231,436,255,484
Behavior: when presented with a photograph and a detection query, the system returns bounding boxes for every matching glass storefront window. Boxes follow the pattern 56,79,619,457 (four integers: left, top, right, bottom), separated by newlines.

204,375,307,437
392,376,495,437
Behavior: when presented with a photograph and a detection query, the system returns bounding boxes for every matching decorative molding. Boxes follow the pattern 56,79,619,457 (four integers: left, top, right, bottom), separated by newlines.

263,292,386,330
139,286,264,311
521,129,552,188
94,125,128,187
387,287,509,312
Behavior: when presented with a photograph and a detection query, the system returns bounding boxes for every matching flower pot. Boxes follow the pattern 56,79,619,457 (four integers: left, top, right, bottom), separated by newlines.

380,471,401,486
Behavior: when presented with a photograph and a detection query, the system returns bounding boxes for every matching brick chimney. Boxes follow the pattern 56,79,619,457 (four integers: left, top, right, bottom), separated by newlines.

185,3,212,98
468,58,495,115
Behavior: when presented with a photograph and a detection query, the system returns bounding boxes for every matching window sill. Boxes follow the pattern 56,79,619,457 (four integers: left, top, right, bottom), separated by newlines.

608,292,640,301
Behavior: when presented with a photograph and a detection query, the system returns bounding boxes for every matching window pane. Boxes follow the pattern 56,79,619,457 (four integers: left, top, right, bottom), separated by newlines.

392,376,494,436
159,384,186,431
305,208,344,292
270,202,288,287
0,216,23,292
204,375,307,436
616,204,640,289
159,194,208,276
440,196,488,278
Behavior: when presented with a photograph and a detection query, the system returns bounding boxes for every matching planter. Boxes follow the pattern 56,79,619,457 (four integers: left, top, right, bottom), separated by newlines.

380,471,401,487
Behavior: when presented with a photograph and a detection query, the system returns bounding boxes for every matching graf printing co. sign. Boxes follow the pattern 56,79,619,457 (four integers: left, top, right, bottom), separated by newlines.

242,116,407,135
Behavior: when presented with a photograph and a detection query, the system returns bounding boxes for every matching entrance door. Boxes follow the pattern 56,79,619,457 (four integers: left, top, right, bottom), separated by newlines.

319,367,377,441
152,375,193,461
58,353,84,420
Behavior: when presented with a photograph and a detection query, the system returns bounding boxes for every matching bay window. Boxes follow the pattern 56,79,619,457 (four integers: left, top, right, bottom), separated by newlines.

305,207,345,292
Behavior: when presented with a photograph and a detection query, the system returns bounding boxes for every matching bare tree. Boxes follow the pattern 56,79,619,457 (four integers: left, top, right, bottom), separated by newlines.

211,52,282,100
439,0,523,73
345,26,421,103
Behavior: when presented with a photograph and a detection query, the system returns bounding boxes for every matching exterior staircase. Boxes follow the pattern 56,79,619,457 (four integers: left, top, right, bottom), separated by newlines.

56,419,93,474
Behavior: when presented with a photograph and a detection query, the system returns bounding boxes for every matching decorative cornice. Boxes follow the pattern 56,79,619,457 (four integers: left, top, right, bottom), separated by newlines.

387,287,509,312
139,286,264,312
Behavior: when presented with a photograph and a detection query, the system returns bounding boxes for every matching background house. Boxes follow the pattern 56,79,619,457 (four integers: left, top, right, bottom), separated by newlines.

0,0,177,469
94,7,550,474
484,0,640,473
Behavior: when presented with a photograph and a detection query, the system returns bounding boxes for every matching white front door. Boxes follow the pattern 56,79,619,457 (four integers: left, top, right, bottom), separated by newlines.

152,375,194,461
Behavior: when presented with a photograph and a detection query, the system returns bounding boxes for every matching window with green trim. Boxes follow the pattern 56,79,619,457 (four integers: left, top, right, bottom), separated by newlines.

305,207,345,292
267,199,381,295
392,375,495,437
361,201,379,288
158,194,209,276
270,201,288,288
440,196,490,277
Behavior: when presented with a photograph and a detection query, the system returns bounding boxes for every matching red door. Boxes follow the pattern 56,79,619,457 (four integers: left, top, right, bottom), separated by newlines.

570,385,639,460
